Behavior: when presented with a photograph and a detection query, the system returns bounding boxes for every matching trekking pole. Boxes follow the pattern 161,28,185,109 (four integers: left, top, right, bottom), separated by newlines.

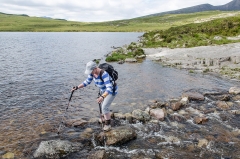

57,87,75,134
99,102,104,129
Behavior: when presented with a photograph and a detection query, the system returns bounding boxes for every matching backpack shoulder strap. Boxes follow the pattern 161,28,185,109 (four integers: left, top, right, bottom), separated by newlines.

100,69,104,82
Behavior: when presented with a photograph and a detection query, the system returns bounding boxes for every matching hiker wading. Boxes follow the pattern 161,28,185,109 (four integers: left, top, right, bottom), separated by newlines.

73,61,118,131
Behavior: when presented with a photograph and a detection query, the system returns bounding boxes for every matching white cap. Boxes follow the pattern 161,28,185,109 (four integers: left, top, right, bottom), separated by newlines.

84,61,97,75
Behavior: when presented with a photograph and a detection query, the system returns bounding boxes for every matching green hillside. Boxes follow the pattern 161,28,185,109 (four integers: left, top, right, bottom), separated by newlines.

142,16,240,48
0,11,239,32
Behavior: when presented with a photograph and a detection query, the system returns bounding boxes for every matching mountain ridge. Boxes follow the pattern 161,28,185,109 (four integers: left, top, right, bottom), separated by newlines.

143,0,240,17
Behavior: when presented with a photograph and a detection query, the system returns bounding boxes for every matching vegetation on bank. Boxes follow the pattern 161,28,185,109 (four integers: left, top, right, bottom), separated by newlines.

0,11,239,32
105,42,144,62
142,16,240,48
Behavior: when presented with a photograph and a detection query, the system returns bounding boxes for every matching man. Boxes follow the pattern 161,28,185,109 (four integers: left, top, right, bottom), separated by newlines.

73,61,118,131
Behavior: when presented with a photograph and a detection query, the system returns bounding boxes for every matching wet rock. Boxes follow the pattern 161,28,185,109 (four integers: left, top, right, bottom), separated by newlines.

229,110,240,115
125,58,137,63
80,128,93,140
198,139,208,148
203,108,215,114
2,152,14,159
117,60,124,64
87,150,105,159
125,113,133,123
136,55,146,59
97,126,137,146
180,97,189,106
229,87,240,95
33,140,82,158
170,114,186,122
132,109,150,122
171,102,182,111
216,101,230,110
182,92,205,101
88,118,99,123
64,118,88,127
194,116,208,124
149,108,165,121
209,94,231,101
232,95,240,101
114,113,126,119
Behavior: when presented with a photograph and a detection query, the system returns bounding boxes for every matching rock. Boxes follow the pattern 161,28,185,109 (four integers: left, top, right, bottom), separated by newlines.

229,110,240,115
232,95,240,101
219,95,231,101
180,97,189,106
182,92,205,101
203,108,215,114
216,101,230,110
229,87,240,95
132,109,151,122
125,58,137,63
125,113,133,123
97,126,137,146
2,152,14,159
135,55,146,59
149,108,165,121
171,102,182,111
33,140,82,158
117,60,124,64
198,139,208,148
80,128,93,139
194,116,208,124
87,150,105,159
64,118,88,127
170,114,186,122
114,113,126,119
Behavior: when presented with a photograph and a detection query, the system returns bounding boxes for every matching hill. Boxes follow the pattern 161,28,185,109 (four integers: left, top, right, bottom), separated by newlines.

143,0,240,17
1,10,240,32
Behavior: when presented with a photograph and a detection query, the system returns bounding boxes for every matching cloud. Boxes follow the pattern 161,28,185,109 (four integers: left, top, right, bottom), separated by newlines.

0,0,233,22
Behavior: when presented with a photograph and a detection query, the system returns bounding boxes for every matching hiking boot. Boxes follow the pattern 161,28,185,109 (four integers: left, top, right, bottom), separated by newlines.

103,124,111,131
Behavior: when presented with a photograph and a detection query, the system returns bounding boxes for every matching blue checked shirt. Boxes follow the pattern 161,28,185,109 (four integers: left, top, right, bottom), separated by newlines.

82,71,118,95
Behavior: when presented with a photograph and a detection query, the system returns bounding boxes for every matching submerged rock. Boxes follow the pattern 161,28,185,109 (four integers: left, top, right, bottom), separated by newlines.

132,109,151,122
97,126,137,146
64,118,88,127
33,140,82,158
182,92,205,101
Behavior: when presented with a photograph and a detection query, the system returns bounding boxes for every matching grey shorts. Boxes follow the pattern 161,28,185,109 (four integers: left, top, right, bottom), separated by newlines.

101,94,116,114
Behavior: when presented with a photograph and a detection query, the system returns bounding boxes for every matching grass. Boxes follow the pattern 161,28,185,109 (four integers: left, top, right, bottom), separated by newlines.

142,15,240,48
1,11,240,32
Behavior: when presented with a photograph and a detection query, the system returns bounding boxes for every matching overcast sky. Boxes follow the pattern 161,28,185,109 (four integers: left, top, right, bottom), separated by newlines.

0,0,233,22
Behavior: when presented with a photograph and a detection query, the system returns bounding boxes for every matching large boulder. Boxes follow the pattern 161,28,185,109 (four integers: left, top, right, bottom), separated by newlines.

132,109,151,122
182,92,205,101
229,87,240,95
97,126,137,146
33,140,82,158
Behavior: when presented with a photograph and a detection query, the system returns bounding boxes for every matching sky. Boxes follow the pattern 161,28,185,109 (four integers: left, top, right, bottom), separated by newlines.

0,0,233,22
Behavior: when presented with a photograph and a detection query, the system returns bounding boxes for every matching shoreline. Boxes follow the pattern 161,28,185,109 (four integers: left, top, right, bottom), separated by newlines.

143,42,240,81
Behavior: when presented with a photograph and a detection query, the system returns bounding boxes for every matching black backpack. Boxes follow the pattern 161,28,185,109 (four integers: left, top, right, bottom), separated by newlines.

99,63,118,93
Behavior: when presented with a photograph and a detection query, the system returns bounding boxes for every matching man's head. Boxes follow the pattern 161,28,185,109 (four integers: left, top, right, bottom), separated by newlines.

85,61,97,75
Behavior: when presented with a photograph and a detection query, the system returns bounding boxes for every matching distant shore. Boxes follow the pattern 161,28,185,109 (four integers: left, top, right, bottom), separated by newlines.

143,42,240,81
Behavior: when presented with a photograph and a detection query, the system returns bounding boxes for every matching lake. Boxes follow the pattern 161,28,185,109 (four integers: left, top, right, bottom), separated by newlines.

0,32,239,158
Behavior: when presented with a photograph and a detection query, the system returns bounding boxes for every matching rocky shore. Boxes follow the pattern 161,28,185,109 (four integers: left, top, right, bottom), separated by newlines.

31,87,240,159
143,42,240,81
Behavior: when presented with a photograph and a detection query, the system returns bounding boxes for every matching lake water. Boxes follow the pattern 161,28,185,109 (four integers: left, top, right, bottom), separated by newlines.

0,32,239,158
